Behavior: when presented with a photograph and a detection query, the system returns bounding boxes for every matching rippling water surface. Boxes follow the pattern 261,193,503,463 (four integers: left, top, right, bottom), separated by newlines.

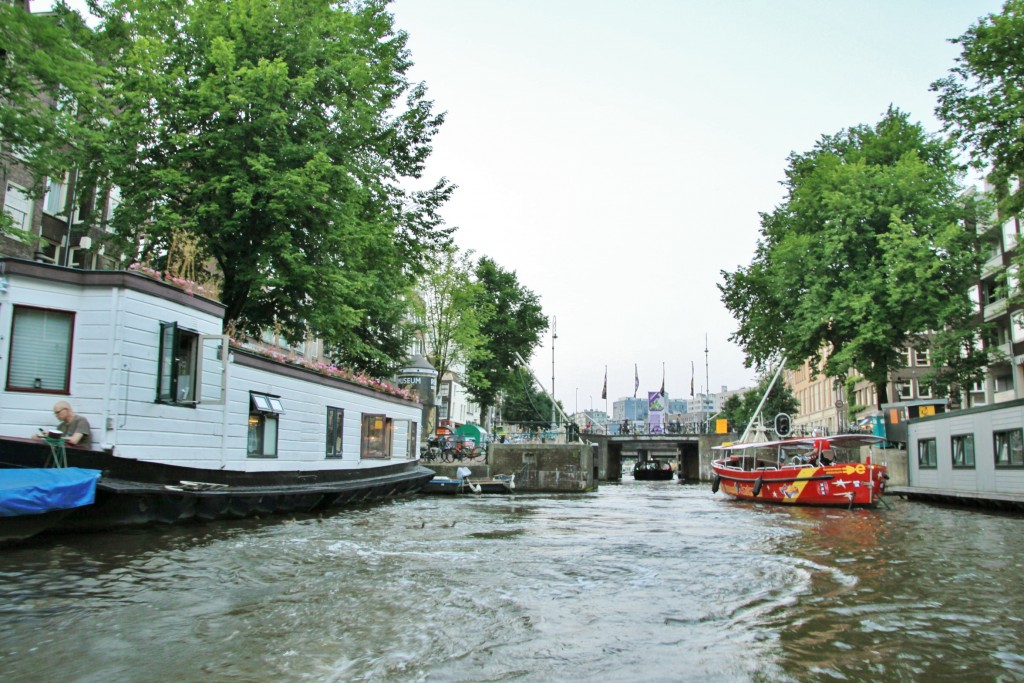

2,482,1023,682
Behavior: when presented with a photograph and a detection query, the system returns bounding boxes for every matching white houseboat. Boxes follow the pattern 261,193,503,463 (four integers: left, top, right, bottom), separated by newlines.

903,398,1024,510
0,258,433,529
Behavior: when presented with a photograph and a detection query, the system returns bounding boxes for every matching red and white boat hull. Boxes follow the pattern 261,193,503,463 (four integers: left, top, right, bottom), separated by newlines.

712,460,888,508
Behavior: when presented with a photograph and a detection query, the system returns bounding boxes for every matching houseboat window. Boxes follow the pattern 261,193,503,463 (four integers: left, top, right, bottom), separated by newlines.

360,414,392,459
157,321,199,404
917,438,937,469
392,419,417,459
7,306,74,393
247,392,283,458
994,429,1024,468
951,434,975,468
326,406,344,458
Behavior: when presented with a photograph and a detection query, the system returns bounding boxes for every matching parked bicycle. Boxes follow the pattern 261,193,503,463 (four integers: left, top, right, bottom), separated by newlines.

422,434,448,463
449,437,486,463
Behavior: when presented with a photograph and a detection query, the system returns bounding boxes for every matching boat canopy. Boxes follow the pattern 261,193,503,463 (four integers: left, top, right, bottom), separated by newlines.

714,434,884,453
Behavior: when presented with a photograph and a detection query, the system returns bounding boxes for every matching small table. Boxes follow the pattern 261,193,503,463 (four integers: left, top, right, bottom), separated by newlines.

43,435,67,468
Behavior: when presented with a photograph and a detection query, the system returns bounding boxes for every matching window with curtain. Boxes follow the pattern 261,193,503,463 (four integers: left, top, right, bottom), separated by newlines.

6,306,74,393
326,406,344,458
44,175,68,216
247,392,283,458
157,321,198,404
360,414,392,459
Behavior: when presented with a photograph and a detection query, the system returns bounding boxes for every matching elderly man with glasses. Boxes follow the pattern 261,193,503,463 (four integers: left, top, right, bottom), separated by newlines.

36,401,92,448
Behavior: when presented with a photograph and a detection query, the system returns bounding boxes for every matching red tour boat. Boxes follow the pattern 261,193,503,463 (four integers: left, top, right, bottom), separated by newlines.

711,434,888,508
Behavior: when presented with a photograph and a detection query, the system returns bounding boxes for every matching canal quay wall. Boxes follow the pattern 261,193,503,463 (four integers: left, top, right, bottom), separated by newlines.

424,443,597,492
871,448,907,486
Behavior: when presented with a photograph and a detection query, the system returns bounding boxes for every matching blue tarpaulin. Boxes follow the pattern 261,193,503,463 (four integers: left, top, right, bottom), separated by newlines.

0,468,102,517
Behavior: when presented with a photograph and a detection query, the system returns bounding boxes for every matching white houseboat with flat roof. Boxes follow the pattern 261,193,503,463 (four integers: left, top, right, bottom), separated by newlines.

0,258,433,530
901,398,1024,510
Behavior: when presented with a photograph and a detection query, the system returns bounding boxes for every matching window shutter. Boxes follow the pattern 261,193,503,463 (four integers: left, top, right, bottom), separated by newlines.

8,307,73,391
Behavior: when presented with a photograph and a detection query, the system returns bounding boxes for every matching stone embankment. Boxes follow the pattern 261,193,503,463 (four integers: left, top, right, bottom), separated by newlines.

423,442,597,492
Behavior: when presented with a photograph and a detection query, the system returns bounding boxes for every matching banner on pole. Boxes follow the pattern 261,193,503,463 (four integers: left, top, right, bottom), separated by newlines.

647,391,666,434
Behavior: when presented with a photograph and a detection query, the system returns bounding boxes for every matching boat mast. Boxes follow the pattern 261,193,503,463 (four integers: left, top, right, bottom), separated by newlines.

514,351,575,437
738,356,787,444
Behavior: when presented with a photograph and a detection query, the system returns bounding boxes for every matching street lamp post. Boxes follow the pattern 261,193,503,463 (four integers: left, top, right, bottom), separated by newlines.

550,317,557,430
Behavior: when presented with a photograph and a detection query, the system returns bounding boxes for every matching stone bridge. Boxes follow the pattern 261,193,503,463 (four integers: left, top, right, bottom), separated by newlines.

583,433,733,482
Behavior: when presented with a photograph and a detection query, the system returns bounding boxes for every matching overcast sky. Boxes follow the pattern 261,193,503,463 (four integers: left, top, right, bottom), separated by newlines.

43,0,1006,413
388,0,1004,413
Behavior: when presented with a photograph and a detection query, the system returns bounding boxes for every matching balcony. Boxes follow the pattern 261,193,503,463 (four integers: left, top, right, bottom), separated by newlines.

984,297,1009,321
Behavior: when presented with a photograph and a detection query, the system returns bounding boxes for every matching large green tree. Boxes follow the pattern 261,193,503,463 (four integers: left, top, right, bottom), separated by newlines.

415,247,489,397
720,108,983,407
86,0,452,375
465,256,548,426
933,0,1024,217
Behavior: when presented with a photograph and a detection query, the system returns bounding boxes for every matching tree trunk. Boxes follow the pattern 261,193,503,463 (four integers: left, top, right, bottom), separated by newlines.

478,400,491,431
874,380,889,410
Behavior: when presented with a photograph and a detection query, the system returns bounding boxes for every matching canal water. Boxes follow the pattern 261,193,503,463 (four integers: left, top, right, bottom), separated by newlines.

2,482,1022,682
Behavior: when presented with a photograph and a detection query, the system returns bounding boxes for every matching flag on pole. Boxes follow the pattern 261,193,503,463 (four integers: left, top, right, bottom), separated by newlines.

634,364,639,397
660,363,665,396
601,366,607,400
690,361,695,397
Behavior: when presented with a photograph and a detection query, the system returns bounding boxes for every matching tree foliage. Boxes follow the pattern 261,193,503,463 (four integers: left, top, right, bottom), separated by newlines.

499,368,559,432
720,108,983,407
933,0,1024,217
85,0,453,375
415,247,489,396
0,2,109,236
933,0,1024,323
721,372,798,437
464,256,548,426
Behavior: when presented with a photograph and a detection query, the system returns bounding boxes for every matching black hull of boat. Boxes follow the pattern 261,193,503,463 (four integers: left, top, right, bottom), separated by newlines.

0,508,74,544
0,437,434,531
633,470,674,481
